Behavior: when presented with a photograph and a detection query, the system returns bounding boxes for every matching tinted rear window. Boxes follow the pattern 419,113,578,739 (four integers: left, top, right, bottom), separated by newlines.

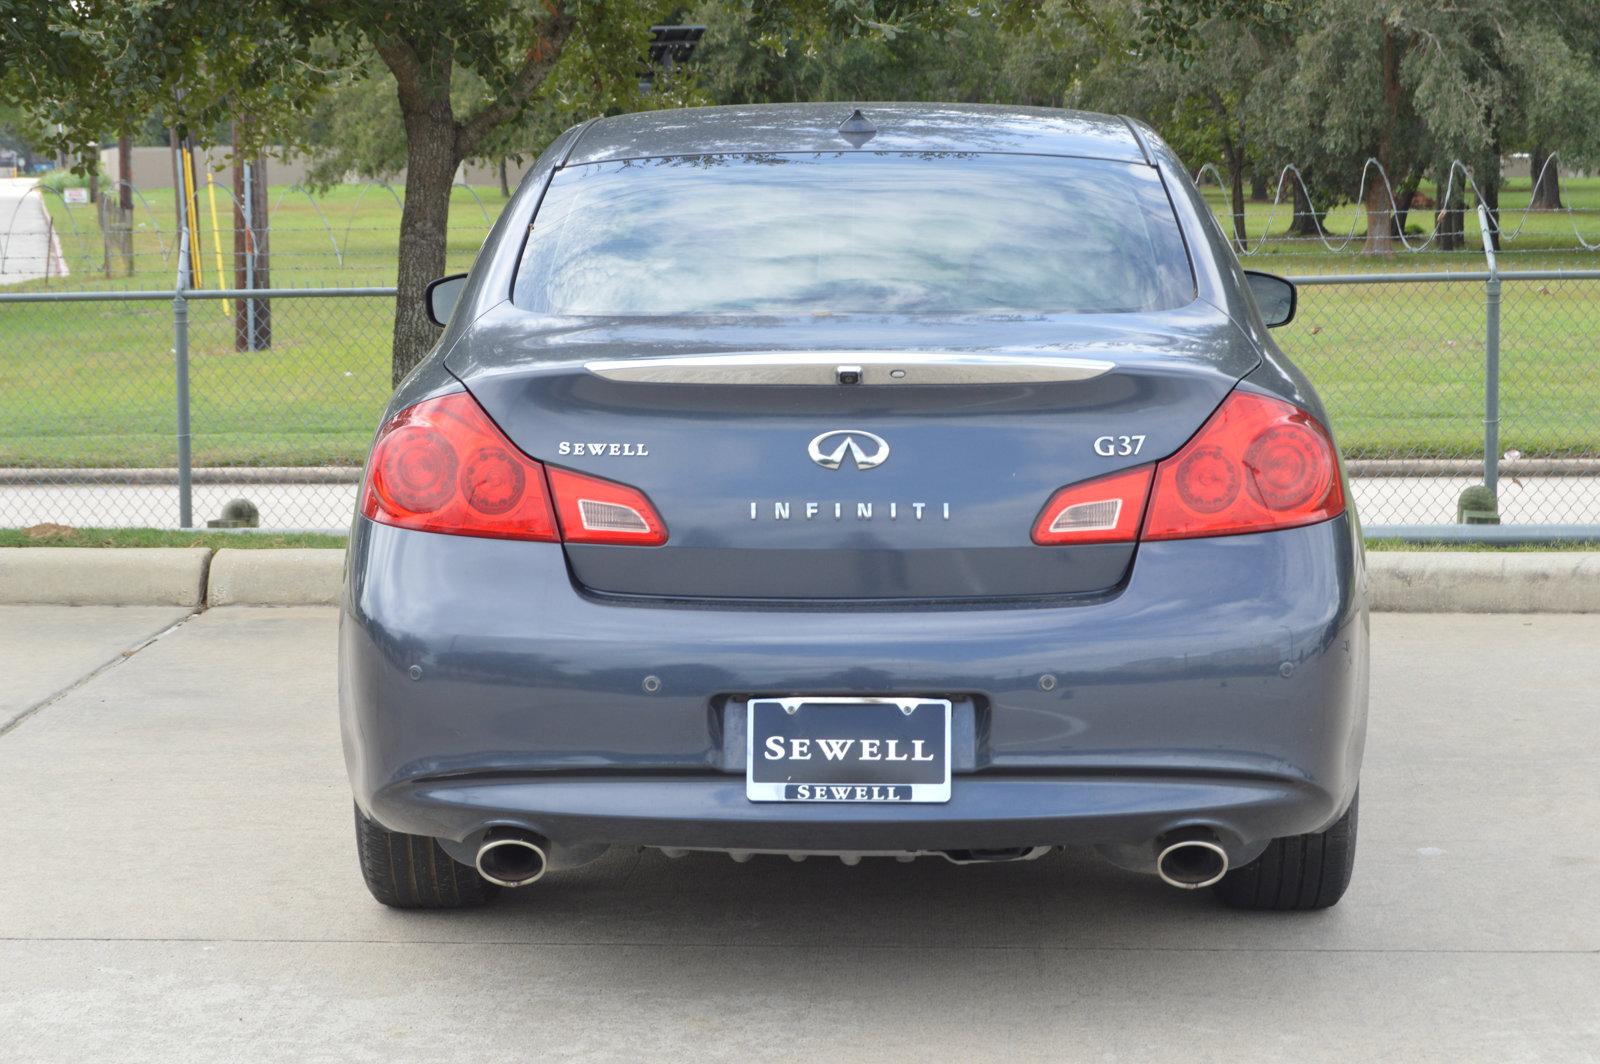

513,152,1193,316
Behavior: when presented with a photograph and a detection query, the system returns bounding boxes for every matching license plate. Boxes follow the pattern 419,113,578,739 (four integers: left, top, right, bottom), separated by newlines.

746,697,952,803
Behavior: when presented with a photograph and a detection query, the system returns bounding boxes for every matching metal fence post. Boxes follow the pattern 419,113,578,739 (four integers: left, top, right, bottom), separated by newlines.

173,225,194,528
1477,204,1501,497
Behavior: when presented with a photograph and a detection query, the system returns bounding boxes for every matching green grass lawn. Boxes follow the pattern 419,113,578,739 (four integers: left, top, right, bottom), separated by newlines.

0,525,346,548
32,181,506,289
4,183,509,468
0,292,394,466
0,175,1596,468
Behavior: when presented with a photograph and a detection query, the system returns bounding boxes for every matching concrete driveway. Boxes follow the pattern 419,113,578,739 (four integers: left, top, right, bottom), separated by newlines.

0,607,1596,1063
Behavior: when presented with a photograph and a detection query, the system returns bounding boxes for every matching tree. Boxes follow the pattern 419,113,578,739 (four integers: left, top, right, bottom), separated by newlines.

303,0,983,383
687,0,1101,111
1,3,328,165
8,1,976,384
290,3,651,382
1500,6,1600,212
1082,27,1266,249
1067,1,1309,251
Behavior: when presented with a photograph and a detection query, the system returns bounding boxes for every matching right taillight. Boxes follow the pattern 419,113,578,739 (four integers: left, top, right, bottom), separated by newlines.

1142,391,1344,540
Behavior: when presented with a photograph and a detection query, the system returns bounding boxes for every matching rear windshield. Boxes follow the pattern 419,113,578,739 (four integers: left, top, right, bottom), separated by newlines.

512,152,1194,316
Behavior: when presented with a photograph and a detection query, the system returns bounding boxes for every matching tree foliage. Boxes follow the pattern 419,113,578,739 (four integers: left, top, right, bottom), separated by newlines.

9,0,1600,366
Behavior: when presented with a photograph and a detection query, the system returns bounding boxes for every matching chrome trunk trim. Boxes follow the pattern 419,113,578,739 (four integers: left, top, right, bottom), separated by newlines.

583,351,1116,385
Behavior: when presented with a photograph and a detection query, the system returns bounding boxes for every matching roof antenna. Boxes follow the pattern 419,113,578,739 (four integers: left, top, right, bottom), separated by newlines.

838,108,877,148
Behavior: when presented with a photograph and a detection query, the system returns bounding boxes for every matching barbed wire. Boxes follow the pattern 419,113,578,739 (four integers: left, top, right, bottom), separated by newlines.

8,157,1600,289
1193,154,1600,255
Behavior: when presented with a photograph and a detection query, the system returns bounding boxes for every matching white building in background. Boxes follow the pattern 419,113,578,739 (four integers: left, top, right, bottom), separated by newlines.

96,145,532,192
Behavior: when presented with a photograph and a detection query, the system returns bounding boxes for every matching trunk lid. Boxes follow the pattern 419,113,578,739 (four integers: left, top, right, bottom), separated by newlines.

448,305,1258,601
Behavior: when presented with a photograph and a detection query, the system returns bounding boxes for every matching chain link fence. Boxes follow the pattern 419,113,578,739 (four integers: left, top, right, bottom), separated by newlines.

3,270,1597,537
1276,271,1600,533
2,202,1599,536
0,287,387,531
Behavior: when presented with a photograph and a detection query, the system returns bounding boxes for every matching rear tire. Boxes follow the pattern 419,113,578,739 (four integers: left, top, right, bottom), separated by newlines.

1214,791,1358,911
353,804,497,909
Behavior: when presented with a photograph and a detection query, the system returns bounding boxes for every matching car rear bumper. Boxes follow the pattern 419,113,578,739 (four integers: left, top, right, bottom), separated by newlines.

374,773,1337,863
341,514,1368,857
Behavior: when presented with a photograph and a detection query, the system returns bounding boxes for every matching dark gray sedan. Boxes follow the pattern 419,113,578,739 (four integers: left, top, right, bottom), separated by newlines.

340,103,1366,911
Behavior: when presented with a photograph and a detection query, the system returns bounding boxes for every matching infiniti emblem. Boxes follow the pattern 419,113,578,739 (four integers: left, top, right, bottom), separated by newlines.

808,429,890,471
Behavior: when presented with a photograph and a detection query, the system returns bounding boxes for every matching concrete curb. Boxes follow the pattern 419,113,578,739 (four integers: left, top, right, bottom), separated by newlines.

3,548,1598,612
207,549,345,606
0,547,211,606
1367,551,1600,612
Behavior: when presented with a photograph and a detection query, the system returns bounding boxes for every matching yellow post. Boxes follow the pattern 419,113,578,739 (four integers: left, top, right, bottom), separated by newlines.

204,171,231,316
181,146,204,289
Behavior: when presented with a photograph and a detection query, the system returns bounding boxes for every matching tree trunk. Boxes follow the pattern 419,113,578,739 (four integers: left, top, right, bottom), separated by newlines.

498,157,510,198
1530,144,1562,210
1363,179,1393,254
1436,177,1464,252
250,152,271,343
1288,178,1321,238
1220,141,1247,250
233,130,271,351
167,130,184,242
1394,170,1421,236
1250,170,1268,202
392,103,460,385
1364,26,1402,254
379,15,574,385
1229,162,1247,249
1482,180,1501,252
117,134,133,211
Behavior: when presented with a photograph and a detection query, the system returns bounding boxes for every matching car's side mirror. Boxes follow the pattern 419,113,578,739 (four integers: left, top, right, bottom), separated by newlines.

424,273,469,328
1243,270,1296,328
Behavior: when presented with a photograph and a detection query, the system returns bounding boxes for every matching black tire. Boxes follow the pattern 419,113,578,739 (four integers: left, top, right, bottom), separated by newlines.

353,804,497,909
1214,791,1358,911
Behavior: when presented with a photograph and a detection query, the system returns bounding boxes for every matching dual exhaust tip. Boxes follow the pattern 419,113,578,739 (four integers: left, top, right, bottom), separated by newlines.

475,829,1229,890
475,828,549,888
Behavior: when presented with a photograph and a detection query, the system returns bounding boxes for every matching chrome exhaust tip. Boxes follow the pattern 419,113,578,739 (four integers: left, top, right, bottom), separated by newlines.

1155,838,1229,890
475,829,549,888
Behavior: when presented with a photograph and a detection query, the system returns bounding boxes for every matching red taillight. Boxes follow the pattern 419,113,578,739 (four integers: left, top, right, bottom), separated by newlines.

362,392,666,545
1032,465,1153,545
1142,391,1343,540
547,466,668,546
364,393,558,541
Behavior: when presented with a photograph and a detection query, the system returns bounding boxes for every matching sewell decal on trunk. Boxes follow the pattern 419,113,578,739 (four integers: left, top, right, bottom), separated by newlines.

556,441,651,456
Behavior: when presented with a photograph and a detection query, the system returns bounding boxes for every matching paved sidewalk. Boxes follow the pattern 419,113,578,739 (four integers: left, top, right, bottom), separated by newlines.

0,608,1597,1062
0,177,60,285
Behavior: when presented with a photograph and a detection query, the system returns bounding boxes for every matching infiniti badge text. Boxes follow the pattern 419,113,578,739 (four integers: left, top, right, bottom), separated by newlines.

749,500,951,521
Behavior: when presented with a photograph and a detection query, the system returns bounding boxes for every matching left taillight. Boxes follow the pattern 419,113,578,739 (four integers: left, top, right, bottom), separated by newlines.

548,466,668,546
361,392,666,545
363,392,560,540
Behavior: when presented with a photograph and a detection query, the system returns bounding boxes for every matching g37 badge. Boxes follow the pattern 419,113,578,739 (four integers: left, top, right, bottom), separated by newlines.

1093,434,1146,457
